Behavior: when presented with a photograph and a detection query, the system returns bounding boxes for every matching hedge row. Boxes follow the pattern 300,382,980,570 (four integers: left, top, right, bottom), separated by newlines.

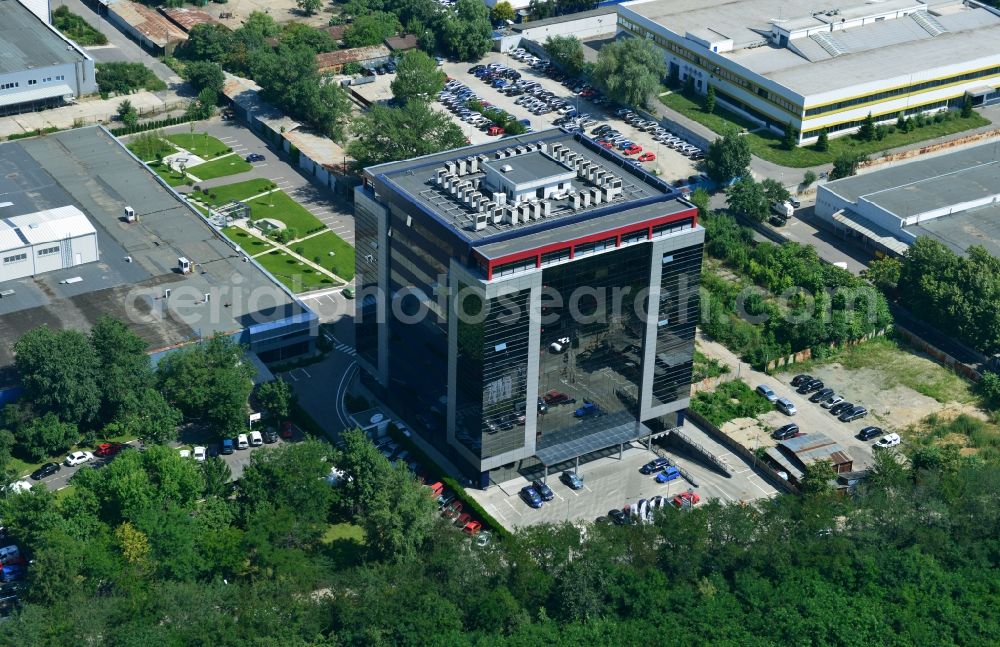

7,126,60,141
386,423,512,540
111,116,192,137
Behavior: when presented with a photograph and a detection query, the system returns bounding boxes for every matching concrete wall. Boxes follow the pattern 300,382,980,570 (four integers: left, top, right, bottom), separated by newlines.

0,232,99,282
516,12,618,43
0,60,96,113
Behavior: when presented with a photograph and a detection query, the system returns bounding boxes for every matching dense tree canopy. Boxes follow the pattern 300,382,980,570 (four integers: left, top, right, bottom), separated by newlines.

390,50,446,104
544,35,585,78
14,327,102,426
592,37,666,108
440,0,493,62
343,11,401,48
706,127,752,183
348,100,467,166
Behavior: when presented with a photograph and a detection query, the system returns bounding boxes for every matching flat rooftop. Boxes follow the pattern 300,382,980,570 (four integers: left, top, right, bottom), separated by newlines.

910,202,1000,258
824,141,1000,214
622,0,1000,98
0,0,90,76
367,129,679,247
0,127,304,381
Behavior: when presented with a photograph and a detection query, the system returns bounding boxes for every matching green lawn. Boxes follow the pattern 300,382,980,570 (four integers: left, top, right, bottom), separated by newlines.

187,154,253,181
290,230,355,280
166,133,233,159
148,160,190,187
322,522,365,568
191,179,277,206
246,191,325,235
659,89,991,168
222,226,275,256
127,136,175,162
256,249,341,293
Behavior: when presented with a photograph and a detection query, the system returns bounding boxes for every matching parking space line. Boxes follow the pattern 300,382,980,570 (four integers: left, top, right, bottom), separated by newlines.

284,372,297,382
299,368,312,378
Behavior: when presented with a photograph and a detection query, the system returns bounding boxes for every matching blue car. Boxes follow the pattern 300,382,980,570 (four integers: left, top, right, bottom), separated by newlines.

617,140,634,150
655,465,681,483
520,486,543,508
0,565,25,582
574,401,597,418
221,438,234,455
518,118,531,126
532,479,554,501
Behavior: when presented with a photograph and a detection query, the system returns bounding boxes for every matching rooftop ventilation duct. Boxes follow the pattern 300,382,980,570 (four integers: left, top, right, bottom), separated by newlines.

500,164,513,173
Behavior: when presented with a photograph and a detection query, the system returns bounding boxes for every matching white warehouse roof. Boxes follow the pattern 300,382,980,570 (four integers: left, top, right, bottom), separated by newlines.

0,205,97,252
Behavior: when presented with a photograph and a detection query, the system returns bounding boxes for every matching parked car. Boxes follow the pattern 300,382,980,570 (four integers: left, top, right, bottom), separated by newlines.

549,336,571,353
280,420,294,439
772,423,800,440
776,398,797,416
830,401,855,416
858,426,884,441
64,451,94,467
193,446,207,462
756,384,778,402
809,387,835,403
798,379,824,394
95,443,125,457
532,479,554,501
245,153,265,163
640,457,670,475
821,394,844,409
520,486,543,508
262,428,278,444
221,438,234,455
637,152,656,162
237,434,249,450
30,463,61,481
561,471,584,490
671,491,701,508
544,390,575,406
574,401,598,418
839,406,868,422
655,465,681,483
791,374,813,387
178,449,191,459
608,508,628,525
874,432,901,449
249,431,263,447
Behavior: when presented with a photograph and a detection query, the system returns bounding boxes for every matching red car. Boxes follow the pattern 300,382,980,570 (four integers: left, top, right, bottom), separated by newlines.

624,144,642,155
543,390,574,406
487,125,505,136
637,152,656,162
95,442,125,457
672,492,701,508
280,420,294,439
462,520,482,536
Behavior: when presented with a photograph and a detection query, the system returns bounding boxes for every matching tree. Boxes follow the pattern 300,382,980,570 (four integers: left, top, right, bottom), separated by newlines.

689,188,710,220
862,257,902,292
184,60,224,95
592,37,666,108
815,128,829,151
703,84,716,115
802,170,817,187
200,457,232,498
977,371,1000,410
705,128,751,183
725,177,769,222
181,24,234,63
255,379,294,419
117,100,138,128
107,387,183,446
782,123,798,150
390,50,446,104
830,152,866,179
14,327,101,425
760,178,790,206
16,413,78,461
961,94,973,119
348,101,467,167
544,35,585,78
157,335,255,436
95,62,165,94
491,1,516,23
440,0,493,62
857,112,876,141
296,0,323,15
90,317,152,422
343,12,401,48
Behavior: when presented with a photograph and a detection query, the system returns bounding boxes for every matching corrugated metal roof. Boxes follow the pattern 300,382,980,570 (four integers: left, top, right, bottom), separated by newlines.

0,205,96,252
109,1,186,47
315,45,391,70
0,0,90,76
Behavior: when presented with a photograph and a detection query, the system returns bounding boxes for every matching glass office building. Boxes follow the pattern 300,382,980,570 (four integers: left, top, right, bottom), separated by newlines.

355,130,704,488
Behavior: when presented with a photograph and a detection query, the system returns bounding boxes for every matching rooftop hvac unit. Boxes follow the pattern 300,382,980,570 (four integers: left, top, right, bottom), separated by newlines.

457,158,467,175
494,150,505,159
500,164,513,173
491,205,505,224
123,206,137,223
178,257,192,274
590,188,602,205
531,201,541,219
474,211,489,231
542,200,551,217
446,160,457,175
580,192,591,208
435,168,447,184
571,193,582,210
523,143,536,153
494,192,507,206
578,160,592,176
550,143,563,157
467,156,479,173
505,147,516,158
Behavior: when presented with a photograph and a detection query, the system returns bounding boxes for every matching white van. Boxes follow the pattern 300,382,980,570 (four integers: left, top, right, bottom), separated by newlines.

249,431,263,447
237,434,249,450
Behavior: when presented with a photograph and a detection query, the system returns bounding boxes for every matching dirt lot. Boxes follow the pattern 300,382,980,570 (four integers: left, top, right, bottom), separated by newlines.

200,1,333,29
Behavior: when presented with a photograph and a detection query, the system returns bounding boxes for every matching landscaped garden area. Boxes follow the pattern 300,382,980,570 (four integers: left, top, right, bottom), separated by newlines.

165,132,233,159
126,131,253,183
190,178,276,207
256,249,341,292
291,230,356,281
222,226,275,256
659,88,990,168
186,155,253,181
246,191,326,236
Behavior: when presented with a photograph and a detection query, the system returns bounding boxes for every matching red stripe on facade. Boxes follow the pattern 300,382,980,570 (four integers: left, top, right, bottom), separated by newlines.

478,206,697,279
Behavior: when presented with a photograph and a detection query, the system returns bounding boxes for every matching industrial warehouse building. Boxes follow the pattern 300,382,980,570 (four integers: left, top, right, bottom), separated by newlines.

356,129,703,488
618,0,1000,142
0,206,99,282
816,141,1000,257
0,0,98,116
0,126,316,392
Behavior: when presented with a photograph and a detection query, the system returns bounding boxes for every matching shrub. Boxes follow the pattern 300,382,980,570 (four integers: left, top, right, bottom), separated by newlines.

802,170,817,187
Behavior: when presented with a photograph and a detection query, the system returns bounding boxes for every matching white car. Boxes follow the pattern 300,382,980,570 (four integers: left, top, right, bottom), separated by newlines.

249,431,263,447
874,433,901,449
549,337,571,353
64,451,94,467
193,446,207,462
237,434,249,450
821,394,844,409
178,449,191,459
755,384,778,402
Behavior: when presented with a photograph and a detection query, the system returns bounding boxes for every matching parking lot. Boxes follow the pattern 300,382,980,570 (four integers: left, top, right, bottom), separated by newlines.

469,421,778,529
438,52,702,185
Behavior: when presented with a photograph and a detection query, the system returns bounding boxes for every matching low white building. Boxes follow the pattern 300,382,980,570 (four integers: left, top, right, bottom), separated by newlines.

0,206,99,281
0,0,97,116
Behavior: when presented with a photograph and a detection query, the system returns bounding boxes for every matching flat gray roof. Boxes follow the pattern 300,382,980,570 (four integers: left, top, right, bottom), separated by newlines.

0,0,89,76
369,129,675,244
824,141,1000,213
623,0,1000,98
909,202,1000,258
0,127,302,378
481,150,573,187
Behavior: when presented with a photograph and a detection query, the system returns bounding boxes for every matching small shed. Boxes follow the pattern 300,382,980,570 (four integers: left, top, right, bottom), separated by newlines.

0,206,99,281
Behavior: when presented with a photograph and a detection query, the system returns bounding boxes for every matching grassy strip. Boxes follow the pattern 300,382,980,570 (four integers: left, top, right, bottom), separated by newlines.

256,249,341,293
387,424,512,539
246,191,326,234
187,154,253,180
166,133,233,159
147,161,189,187
221,226,275,256
191,179,277,206
53,7,108,46
690,379,771,427
659,89,991,168
290,231,355,280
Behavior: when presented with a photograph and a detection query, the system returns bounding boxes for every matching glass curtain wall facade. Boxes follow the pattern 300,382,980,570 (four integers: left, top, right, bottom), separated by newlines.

650,242,702,408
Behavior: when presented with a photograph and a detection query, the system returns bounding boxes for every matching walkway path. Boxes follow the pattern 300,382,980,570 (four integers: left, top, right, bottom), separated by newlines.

231,220,347,285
